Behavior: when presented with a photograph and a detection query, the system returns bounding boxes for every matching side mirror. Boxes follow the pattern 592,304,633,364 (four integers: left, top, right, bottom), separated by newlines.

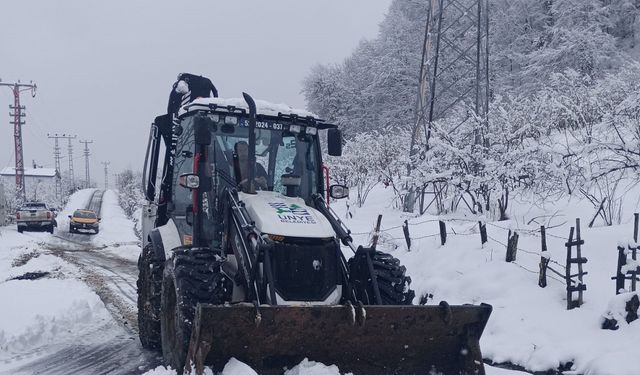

194,115,212,145
67,215,72,219
98,218,101,222
179,173,200,189
329,184,349,200
327,128,342,156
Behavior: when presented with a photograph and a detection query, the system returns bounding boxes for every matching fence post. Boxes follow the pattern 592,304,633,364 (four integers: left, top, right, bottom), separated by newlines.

614,245,627,295
402,220,411,251
565,226,575,309
630,244,638,293
634,213,639,243
479,221,487,245
371,214,383,250
505,230,519,262
439,220,447,246
575,218,585,306
539,225,549,288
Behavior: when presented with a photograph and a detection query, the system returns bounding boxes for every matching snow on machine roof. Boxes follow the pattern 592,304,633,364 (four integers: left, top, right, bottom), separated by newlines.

179,97,317,119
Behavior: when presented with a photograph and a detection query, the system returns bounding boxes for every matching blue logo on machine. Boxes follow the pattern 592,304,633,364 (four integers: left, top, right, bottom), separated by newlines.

269,202,316,224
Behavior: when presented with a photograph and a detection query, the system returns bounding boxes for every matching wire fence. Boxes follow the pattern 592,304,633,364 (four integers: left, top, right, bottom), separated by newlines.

351,213,577,290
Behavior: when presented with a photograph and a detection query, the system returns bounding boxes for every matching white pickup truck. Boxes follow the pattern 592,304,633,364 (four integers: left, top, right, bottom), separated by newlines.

16,202,56,233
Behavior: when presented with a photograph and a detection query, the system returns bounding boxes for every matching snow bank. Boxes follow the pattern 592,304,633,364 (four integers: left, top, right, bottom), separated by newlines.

0,278,110,356
93,189,141,261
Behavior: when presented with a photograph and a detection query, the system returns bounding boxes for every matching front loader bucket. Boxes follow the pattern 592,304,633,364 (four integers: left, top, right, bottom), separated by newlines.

185,302,492,375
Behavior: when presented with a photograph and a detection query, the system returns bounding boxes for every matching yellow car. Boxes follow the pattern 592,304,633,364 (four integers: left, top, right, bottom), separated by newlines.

68,209,100,234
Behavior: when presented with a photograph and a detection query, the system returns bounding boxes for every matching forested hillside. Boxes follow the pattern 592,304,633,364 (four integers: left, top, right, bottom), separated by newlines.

304,0,640,223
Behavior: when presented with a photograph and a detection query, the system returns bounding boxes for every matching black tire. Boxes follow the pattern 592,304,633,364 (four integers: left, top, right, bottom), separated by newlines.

48,225,54,234
348,249,415,305
94,228,99,234
137,243,164,350
160,247,231,372
17,227,23,233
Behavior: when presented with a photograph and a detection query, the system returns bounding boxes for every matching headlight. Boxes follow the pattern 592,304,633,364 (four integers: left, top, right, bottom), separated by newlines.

289,124,303,133
224,116,238,125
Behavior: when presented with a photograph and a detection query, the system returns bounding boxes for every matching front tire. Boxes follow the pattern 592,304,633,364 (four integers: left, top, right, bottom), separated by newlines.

160,247,231,372
137,243,163,350
348,249,415,305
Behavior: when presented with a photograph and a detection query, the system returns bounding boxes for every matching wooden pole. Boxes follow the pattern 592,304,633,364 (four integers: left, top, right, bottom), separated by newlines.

371,214,383,250
479,221,487,245
539,225,549,288
614,245,626,295
566,226,575,309
402,220,411,251
439,220,447,246
506,230,518,262
634,213,638,243
575,218,584,306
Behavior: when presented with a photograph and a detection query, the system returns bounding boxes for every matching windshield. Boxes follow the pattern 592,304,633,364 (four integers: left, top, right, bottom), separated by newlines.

212,126,319,198
172,115,321,216
74,210,96,219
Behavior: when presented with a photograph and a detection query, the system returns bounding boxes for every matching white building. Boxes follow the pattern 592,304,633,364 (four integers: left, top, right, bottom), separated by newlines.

0,167,59,203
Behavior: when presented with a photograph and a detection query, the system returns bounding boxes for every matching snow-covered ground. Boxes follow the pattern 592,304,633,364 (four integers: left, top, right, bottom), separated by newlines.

3,185,638,374
331,185,640,375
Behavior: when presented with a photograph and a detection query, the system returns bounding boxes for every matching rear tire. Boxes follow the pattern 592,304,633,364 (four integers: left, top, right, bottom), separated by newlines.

48,225,54,234
160,247,231,372
137,243,163,350
17,227,23,233
348,249,415,305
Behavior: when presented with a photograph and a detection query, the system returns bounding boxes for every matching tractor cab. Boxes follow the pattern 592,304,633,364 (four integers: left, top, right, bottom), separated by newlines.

147,94,345,249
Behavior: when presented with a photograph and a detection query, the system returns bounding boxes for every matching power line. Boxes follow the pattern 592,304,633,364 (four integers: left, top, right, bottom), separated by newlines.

79,139,93,188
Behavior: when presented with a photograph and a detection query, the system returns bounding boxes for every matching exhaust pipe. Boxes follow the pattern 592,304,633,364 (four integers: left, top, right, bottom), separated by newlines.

242,92,257,195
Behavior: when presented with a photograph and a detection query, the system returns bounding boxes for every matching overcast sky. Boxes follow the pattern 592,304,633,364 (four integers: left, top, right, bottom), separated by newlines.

0,0,391,187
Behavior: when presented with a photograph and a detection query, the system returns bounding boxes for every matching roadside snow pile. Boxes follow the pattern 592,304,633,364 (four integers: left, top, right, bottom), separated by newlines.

0,278,111,356
601,292,639,330
93,189,140,261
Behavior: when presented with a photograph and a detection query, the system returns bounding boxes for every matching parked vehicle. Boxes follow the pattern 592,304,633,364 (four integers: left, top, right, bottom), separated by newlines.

68,209,100,234
16,202,56,233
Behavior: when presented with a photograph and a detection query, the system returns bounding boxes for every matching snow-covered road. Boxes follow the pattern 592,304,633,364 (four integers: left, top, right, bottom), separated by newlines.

0,189,160,375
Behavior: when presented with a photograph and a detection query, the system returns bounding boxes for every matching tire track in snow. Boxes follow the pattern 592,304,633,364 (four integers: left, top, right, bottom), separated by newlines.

6,190,162,375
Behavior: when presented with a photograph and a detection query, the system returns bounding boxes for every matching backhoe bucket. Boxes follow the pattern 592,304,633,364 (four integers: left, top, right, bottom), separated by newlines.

184,302,492,375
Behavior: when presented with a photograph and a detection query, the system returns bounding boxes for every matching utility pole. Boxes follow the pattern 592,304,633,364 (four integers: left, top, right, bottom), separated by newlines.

47,133,70,199
0,79,37,202
79,140,93,188
67,135,77,191
48,134,77,193
101,162,110,189
405,0,490,213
